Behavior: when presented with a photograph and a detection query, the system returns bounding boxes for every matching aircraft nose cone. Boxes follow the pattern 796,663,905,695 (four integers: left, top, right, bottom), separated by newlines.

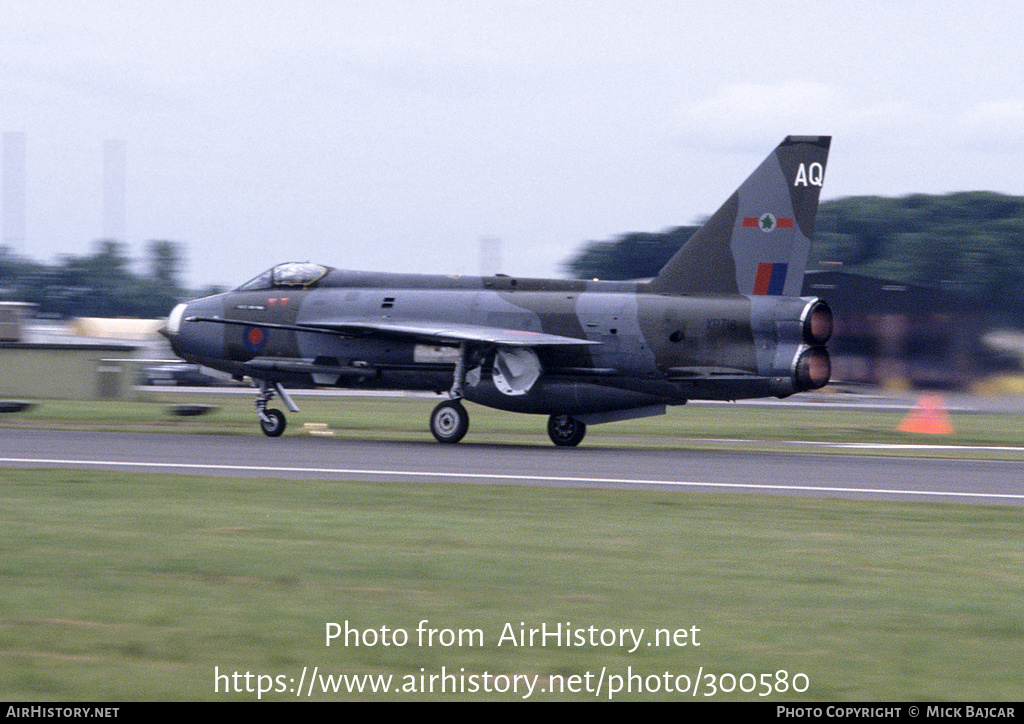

163,300,225,363
164,303,187,338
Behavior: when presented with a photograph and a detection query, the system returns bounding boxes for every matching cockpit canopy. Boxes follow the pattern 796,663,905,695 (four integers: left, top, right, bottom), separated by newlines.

235,262,329,291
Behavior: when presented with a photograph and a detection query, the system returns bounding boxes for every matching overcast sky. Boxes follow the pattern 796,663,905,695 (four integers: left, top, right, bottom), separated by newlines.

3,1,1024,288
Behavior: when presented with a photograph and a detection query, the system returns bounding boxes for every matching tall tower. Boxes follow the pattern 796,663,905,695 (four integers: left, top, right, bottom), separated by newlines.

2,132,26,253
102,139,126,241
479,236,502,276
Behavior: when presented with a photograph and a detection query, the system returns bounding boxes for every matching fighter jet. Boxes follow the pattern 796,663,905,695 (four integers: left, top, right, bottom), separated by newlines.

162,135,833,446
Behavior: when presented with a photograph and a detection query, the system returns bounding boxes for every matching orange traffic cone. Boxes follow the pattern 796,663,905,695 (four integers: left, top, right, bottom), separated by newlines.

897,395,954,434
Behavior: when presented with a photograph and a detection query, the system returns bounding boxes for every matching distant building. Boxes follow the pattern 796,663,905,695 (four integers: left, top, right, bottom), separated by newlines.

803,271,979,390
0,301,34,342
0,308,159,400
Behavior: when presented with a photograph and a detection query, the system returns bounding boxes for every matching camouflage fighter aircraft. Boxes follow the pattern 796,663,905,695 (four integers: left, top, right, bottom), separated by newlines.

162,135,833,446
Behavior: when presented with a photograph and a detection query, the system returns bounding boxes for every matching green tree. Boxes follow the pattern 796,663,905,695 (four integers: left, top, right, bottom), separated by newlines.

1,239,197,319
562,192,1024,328
146,240,185,291
562,226,700,280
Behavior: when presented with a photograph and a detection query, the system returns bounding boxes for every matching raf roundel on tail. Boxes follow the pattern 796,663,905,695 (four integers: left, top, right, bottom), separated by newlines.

162,136,833,446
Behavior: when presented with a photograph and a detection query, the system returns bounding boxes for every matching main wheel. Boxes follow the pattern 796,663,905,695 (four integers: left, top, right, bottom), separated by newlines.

430,400,469,443
259,408,287,437
547,414,586,447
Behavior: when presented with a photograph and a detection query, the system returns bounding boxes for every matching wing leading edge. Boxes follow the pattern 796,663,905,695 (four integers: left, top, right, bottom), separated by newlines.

184,315,598,347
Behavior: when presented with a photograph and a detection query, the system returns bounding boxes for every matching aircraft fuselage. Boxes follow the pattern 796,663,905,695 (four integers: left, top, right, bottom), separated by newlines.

168,268,830,419
163,136,833,445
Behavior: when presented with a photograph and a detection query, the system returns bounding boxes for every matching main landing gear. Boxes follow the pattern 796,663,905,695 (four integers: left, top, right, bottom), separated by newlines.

430,400,469,444
430,402,587,447
547,414,586,447
429,342,588,446
429,397,587,447
432,343,471,444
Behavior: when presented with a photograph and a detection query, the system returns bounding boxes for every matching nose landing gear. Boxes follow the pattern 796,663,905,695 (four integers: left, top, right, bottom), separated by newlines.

255,380,299,437
259,407,287,437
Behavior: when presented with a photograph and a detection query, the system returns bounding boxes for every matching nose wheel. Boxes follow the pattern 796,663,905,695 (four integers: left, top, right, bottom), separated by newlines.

254,380,298,437
259,408,287,437
547,414,586,447
431,400,469,443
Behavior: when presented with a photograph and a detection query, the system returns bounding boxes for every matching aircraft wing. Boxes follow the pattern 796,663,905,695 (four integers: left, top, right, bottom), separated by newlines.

318,318,597,347
185,315,597,347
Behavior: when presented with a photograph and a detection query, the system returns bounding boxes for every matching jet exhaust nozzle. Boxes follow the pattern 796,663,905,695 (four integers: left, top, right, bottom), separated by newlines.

803,300,833,345
794,346,831,391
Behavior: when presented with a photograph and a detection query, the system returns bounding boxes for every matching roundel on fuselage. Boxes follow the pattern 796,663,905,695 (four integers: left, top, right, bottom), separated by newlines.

243,326,268,353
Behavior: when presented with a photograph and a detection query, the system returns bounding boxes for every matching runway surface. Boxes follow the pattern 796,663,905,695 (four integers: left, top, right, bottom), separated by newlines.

2,429,1023,505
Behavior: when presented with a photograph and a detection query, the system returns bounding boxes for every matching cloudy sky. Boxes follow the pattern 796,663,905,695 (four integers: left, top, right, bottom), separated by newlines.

3,1,1024,288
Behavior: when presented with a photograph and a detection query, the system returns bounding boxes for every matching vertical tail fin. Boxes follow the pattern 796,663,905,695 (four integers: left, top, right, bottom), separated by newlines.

648,135,831,296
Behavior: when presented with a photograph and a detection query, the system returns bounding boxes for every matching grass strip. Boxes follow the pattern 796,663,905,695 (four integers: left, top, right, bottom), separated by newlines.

1,467,1021,700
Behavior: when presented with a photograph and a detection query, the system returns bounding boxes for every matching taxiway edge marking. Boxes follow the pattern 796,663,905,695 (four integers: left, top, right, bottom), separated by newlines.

1,456,1022,502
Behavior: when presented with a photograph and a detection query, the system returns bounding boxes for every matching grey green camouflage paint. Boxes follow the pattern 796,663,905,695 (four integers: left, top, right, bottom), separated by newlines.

166,136,833,424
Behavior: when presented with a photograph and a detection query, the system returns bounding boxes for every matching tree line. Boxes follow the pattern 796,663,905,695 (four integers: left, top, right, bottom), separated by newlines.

5,192,1024,325
0,240,224,319
564,192,1024,328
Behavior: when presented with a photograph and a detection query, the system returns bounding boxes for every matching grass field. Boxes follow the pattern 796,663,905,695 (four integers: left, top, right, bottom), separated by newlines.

4,391,1024,452
1,395,1023,701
